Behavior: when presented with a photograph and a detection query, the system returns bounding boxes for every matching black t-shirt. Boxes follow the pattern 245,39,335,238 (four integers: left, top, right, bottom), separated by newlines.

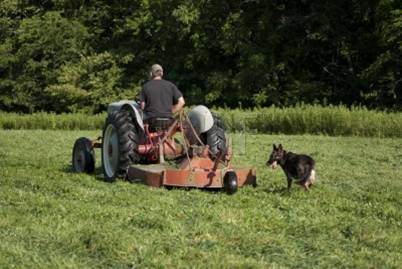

140,79,183,118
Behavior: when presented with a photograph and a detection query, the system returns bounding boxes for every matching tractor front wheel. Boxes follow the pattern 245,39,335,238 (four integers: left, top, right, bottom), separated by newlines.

101,110,139,181
72,137,95,173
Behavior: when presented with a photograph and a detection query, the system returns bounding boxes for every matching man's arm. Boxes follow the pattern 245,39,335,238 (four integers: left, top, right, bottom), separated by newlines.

139,87,146,110
172,97,185,114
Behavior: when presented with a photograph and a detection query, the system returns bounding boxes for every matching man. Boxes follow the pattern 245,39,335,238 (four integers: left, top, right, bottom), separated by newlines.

140,64,185,129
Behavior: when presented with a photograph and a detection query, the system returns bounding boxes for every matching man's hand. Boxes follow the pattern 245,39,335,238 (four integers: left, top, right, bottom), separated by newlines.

172,97,185,114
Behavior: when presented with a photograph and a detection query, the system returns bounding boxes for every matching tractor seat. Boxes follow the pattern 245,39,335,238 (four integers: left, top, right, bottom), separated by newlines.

145,117,174,132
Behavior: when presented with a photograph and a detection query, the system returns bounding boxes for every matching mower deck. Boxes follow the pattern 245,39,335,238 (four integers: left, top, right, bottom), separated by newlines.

127,157,256,189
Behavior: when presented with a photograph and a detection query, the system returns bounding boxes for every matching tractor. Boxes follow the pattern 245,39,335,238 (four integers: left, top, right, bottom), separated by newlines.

72,100,256,194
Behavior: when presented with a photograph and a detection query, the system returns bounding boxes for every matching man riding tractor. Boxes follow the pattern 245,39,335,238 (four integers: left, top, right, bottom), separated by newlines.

140,64,185,132
71,64,257,193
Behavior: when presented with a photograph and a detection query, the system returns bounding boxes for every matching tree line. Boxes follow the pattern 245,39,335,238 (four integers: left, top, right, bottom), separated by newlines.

0,0,400,113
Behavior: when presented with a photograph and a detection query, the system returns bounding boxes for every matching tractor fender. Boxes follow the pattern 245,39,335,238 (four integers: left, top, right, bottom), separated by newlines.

188,105,214,134
107,100,144,131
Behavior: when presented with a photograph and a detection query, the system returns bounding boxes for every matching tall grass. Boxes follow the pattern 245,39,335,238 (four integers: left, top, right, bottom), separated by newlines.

1,105,402,137
216,105,402,137
0,112,105,130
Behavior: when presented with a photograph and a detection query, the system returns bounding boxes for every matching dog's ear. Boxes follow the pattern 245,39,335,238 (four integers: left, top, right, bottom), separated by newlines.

278,144,283,150
273,144,277,150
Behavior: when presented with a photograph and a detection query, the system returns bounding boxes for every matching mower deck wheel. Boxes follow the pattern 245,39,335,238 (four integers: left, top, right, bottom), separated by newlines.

72,137,95,174
223,171,238,194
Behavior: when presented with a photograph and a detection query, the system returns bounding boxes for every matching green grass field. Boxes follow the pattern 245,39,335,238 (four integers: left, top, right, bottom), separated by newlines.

1,130,402,268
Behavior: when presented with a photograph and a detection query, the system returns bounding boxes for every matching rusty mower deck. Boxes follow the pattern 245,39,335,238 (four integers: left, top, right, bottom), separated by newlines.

127,157,256,191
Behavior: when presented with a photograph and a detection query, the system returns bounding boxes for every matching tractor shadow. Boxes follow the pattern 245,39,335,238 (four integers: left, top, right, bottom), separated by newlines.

61,164,252,194
60,164,106,181
164,186,223,193
60,164,75,174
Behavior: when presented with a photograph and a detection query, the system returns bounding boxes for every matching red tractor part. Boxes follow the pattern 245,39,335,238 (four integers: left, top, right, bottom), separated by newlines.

125,117,256,193
127,158,256,193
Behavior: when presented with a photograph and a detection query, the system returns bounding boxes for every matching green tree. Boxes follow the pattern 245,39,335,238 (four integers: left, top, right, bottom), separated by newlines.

1,10,89,111
46,52,138,113
0,0,400,112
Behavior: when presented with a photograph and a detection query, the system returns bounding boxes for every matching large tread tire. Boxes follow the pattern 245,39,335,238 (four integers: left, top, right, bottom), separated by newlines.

101,110,140,182
211,112,226,130
72,137,95,174
202,114,227,158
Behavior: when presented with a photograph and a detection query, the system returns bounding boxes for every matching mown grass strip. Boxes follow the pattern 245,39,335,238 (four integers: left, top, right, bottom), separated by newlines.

1,130,402,268
1,105,402,137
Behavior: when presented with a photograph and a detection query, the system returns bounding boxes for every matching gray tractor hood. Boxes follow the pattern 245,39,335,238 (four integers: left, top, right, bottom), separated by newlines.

187,105,214,134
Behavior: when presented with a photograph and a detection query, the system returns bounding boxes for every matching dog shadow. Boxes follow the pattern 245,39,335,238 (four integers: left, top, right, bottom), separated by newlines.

264,184,316,195
263,186,292,195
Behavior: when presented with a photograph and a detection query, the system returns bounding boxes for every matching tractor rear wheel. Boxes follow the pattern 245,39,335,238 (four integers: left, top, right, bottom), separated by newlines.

202,114,227,158
101,110,140,181
72,137,95,173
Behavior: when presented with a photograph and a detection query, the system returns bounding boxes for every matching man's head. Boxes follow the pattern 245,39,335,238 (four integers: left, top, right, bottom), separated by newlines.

150,64,163,79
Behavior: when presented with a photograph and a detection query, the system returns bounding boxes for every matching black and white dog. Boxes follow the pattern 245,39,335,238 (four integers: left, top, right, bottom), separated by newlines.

266,144,316,191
